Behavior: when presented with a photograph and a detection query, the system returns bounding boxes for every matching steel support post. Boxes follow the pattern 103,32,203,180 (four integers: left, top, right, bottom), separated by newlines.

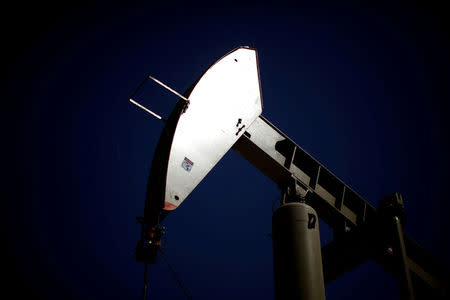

379,193,415,300
392,215,415,300
272,202,326,300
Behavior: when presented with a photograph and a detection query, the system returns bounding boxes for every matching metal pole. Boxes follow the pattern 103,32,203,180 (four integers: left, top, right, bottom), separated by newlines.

272,202,326,300
142,263,149,300
393,216,415,300
379,193,415,300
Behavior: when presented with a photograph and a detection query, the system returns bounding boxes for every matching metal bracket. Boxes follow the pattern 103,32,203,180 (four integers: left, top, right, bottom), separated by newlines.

281,177,310,204
135,217,165,264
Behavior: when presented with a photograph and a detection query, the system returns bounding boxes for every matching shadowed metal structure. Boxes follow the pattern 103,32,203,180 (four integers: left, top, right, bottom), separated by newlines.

133,46,449,300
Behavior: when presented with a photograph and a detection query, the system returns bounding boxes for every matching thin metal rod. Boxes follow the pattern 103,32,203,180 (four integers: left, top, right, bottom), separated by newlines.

142,263,149,300
148,75,189,102
393,216,415,300
129,98,165,121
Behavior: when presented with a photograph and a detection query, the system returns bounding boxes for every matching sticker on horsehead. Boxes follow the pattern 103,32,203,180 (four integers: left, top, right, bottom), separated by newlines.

181,157,194,172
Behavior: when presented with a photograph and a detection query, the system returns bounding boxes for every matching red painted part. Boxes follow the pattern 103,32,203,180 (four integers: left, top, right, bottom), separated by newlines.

164,202,178,210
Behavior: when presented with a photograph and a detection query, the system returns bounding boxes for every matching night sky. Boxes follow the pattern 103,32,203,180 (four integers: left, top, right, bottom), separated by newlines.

3,1,450,299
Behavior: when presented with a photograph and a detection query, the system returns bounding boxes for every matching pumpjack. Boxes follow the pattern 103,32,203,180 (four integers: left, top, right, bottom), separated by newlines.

130,47,449,300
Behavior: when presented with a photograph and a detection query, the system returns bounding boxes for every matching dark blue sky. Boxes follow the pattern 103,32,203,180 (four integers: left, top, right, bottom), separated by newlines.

3,1,450,299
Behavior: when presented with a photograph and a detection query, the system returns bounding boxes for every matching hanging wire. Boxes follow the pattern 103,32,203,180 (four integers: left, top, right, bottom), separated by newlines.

158,248,192,300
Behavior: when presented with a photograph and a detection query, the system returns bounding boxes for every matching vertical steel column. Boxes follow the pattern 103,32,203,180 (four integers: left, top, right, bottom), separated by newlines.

142,263,149,300
392,216,415,300
272,202,326,300
379,193,415,300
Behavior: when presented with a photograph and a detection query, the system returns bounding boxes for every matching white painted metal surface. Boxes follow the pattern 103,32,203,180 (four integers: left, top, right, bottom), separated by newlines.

163,47,263,210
